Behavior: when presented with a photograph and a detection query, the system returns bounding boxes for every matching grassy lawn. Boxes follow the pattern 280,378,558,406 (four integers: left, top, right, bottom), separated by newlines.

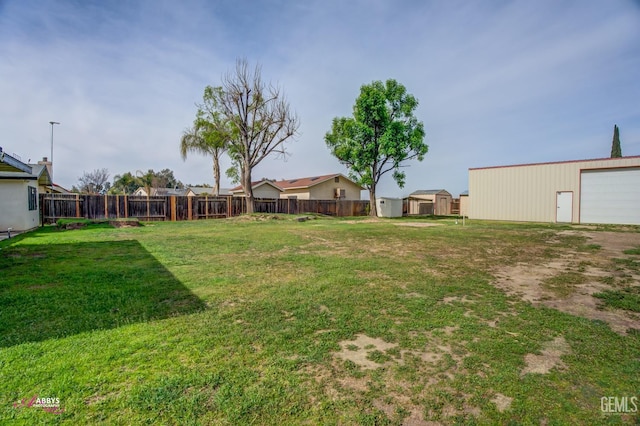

1,216,638,424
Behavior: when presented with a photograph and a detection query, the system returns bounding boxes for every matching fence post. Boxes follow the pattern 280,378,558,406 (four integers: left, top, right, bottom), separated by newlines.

75,194,80,218
170,196,177,221
205,195,208,219
124,195,128,218
116,195,120,219
146,195,150,221
187,197,192,220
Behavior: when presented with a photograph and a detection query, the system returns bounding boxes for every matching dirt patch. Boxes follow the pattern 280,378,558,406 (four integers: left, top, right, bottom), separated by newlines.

394,222,443,228
334,334,398,370
491,393,513,412
442,295,476,304
340,218,443,228
493,231,640,335
109,220,140,228
521,336,570,375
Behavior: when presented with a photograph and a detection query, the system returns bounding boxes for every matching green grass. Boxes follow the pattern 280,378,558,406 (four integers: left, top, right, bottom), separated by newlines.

0,218,638,424
623,246,640,256
541,272,588,297
594,288,640,312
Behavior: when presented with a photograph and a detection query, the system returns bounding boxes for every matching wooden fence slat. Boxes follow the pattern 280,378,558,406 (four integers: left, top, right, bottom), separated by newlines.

39,194,370,223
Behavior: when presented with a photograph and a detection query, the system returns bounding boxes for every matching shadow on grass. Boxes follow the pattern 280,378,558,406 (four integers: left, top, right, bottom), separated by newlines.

0,239,206,347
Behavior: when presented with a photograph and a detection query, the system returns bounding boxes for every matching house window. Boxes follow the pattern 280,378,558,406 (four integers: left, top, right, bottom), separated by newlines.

334,176,339,183
28,186,37,211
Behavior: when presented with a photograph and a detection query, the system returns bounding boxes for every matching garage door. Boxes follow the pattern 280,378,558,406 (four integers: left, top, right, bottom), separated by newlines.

580,168,640,225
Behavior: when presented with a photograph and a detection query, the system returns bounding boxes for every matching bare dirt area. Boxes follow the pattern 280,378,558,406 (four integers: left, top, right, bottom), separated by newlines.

340,218,443,228
324,329,481,424
493,230,640,335
393,222,444,228
521,336,570,375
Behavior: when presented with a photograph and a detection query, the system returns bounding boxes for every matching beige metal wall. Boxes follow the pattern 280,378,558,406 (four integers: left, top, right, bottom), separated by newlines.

459,195,469,217
469,156,640,223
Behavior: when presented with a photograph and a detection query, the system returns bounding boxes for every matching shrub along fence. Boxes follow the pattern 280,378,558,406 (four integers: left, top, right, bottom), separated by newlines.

40,194,369,224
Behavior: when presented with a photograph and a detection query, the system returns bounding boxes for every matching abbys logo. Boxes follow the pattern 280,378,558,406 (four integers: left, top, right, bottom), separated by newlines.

13,395,64,414
601,396,638,414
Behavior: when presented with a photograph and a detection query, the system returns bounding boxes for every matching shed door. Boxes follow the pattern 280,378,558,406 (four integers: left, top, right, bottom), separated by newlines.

580,168,640,225
556,192,573,223
419,202,433,215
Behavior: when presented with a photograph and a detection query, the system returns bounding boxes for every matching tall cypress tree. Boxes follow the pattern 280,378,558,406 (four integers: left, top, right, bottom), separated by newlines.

610,124,622,158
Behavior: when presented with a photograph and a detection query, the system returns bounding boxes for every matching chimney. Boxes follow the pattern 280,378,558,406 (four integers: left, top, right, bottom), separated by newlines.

38,157,52,180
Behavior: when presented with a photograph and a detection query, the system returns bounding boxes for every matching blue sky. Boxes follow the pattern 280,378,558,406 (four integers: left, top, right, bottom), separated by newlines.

1,0,639,197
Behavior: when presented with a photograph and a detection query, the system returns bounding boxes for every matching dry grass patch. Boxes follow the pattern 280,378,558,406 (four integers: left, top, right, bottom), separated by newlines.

521,336,570,375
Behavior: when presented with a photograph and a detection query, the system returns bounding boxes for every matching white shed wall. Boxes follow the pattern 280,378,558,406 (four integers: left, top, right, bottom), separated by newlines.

469,156,640,223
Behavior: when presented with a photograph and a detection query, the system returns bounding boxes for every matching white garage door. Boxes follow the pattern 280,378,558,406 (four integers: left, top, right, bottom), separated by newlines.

580,168,640,225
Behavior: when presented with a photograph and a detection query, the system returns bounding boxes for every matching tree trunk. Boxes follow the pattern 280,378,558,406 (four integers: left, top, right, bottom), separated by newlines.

212,155,220,196
368,184,377,217
242,162,254,214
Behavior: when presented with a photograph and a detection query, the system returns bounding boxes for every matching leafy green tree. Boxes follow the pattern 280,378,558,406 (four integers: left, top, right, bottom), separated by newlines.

325,79,427,216
611,124,622,158
189,59,299,213
180,94,230,196
153,168,183,189
109,172,139,194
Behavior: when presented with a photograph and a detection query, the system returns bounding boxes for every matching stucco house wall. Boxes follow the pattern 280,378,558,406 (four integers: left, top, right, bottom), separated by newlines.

0,180,40,232
253,184,282,199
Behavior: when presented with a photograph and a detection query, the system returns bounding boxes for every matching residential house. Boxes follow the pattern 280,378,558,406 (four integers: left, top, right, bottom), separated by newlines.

229,180,283,198
188,186,232,196
0,148,51,232
273,173,363,200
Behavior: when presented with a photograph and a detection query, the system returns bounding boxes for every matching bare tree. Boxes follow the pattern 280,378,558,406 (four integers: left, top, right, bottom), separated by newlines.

77,168,110,194
192,59,299,213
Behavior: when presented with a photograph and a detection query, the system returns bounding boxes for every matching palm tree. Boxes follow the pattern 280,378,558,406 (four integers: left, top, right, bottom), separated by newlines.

180,117,228,196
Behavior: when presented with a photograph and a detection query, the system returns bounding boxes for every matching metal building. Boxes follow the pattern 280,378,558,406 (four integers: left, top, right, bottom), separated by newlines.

468,156,640,225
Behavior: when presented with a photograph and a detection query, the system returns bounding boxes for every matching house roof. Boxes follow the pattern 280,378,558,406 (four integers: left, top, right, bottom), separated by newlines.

0,153,52,186
230,180,283,193
273,173,363,190
189,186,232,196
460,190,469,196
0,148,32,173
409,189,451,196
154,188,190,196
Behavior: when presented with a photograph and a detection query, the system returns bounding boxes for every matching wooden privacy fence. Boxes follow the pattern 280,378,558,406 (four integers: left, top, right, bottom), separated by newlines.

40,194,369,223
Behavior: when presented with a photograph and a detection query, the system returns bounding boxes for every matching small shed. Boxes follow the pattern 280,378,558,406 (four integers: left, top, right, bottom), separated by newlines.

376,197,402,218
406,190,452,215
